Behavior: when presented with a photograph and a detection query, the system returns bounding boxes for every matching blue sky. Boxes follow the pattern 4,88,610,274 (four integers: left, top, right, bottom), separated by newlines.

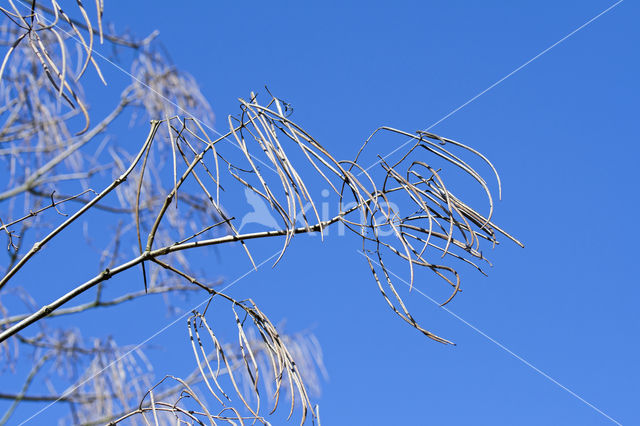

3,1,639,425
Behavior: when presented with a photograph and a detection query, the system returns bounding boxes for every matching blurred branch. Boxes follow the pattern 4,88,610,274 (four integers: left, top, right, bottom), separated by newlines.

0,283,216,328
0,98,129,202
0,352,53,424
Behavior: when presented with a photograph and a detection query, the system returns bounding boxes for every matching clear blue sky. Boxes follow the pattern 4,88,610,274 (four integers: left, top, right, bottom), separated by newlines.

6,1,639,424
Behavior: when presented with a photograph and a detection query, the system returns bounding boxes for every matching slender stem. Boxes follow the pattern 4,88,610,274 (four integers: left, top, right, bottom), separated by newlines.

151,215,345,257
0,189,95,233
